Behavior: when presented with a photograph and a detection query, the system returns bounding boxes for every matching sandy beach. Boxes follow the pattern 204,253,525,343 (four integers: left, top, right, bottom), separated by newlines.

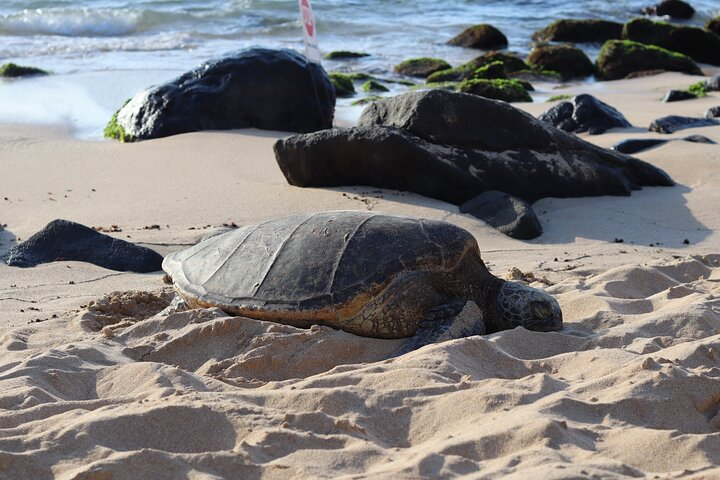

1,70,720,478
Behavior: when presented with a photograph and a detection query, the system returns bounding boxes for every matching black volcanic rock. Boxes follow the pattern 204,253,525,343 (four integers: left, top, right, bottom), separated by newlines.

274,90,673,207
7,220,163,272
532,19,623,43
538,94,632,135
649,115,720,133
526,45,595,80
459,191,543,240
107,48,335,141
623,18,720,66
706,106,720,119
447,24,508,49
612,135,715,154
596,39,702,80
662,89,697,102
612,138,670,154
642,0,695,19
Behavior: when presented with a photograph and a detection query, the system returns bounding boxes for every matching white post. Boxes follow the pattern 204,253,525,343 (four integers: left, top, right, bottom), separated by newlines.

298,0,322,64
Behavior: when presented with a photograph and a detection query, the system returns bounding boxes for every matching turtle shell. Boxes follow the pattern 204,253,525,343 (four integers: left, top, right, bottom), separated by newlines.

162,211,481,323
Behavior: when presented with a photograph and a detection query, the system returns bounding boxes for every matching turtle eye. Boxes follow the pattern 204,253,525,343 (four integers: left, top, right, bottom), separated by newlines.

530,301,552,319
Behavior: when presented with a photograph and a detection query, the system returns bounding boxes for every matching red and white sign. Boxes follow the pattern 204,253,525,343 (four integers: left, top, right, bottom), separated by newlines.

298,0,322,63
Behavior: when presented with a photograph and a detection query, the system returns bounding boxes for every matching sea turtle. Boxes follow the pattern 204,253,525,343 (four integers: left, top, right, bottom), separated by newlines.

162,211,562,352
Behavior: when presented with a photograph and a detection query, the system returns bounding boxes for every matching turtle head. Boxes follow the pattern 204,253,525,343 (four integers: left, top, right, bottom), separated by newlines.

492,281,562,333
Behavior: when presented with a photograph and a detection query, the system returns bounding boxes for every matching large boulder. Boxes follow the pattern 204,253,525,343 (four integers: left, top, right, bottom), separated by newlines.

532,19,623,43
6,220,163,272
459,191,543,240
642,0,695,19
649,115,719,133
623,18,720,66
538,94,631,135
447,24,508,49
596,39,702,80
526,45,595,80
274,90,673,206
706,106,720,119
105,48,335,142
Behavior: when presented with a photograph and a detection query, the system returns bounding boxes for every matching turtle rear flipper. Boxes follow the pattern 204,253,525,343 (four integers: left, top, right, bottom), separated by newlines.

392,301,486,356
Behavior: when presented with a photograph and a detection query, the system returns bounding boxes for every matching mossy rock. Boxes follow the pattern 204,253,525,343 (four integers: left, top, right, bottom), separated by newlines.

547,94,572,102
347,72,373,81
707,17,720,36
470,61,507,80
421,81,460,92
447,24,508,49
623,18,720,66
324,51,370,60
526,45,595,80
0,63,49,78
458,78,532,102
362,80,389,93
394,58,452,78
596,39,702,80
468,52,529,73
509,69,563,82
426,53,528,83
532,19,623,43
351,95,383,106
104,99,134,143
426,65,475,83
329,73,356,97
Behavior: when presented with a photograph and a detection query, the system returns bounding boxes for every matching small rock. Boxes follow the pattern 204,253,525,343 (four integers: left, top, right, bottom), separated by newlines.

447,24,508,49
649,115,720,134
539,94,631,135
706,106,720,119
642,0,695,19
683,135,715,144
6,219,163,272
706,74,720,91
459,191,543,240
612,138,668,154
662,89,697,102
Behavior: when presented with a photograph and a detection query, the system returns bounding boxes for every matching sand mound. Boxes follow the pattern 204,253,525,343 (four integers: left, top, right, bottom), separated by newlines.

0,257,719,478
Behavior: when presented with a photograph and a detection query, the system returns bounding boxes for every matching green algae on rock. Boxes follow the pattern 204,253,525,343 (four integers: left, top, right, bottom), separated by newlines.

362,80,389,93
394,58,451,78
623,18,720,66
0,63,49,78
526,45,595,80
329,73,356,97
458,78,532,102
596,40,702,80
104,100,134,143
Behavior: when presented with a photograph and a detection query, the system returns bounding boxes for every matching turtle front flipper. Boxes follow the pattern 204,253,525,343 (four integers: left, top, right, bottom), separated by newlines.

392,301,486,356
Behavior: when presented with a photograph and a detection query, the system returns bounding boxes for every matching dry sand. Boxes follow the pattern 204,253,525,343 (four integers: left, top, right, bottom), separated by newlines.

1,71,719,479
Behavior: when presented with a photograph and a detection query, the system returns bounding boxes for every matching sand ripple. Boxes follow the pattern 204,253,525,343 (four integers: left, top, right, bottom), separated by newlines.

0,257,719,479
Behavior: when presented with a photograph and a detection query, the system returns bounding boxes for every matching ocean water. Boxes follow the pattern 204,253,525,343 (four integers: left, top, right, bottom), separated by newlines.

0,0,718,137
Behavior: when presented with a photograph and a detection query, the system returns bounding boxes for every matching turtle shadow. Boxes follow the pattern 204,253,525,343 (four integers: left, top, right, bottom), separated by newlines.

530,183,710,246
0,227,17,261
